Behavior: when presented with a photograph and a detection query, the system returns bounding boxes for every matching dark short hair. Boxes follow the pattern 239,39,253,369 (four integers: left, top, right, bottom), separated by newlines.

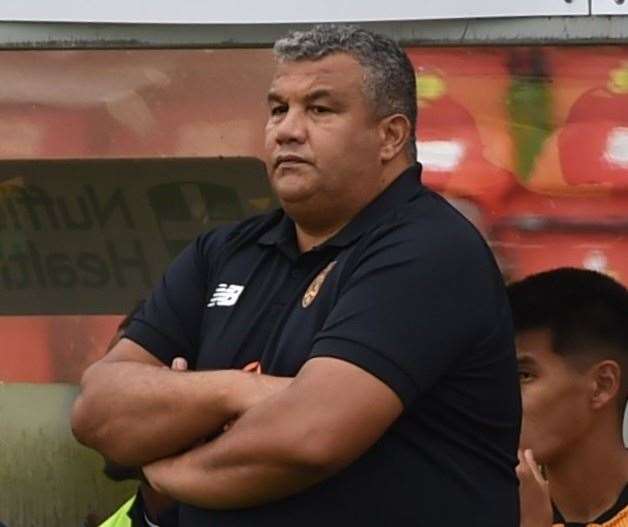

507,267,628,375
274,24,417,160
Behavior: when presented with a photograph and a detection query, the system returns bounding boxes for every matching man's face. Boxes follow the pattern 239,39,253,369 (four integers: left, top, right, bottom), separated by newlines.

517,328,594,465
264,53,383,220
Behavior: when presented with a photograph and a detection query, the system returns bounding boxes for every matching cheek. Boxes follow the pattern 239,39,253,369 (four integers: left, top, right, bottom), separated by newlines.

520,385,590,461
264,124,276,151
315,124,376,159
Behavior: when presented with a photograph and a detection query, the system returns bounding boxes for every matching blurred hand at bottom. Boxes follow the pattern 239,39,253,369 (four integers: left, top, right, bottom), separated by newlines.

517,448,553,527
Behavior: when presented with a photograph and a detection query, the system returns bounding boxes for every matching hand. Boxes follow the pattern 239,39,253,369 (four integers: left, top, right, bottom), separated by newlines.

142,455,173,494
517,449,553,527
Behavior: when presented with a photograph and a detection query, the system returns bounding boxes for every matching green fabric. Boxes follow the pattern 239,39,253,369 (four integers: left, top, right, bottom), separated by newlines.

99,496,135,527
507,76,554,182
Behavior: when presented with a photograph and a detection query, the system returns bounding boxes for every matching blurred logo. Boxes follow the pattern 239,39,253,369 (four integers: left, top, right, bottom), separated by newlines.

302,261,337,308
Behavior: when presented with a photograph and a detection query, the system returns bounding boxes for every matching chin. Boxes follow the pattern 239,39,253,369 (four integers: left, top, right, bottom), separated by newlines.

278,194,320,223
278,196,314,218
273,181,316,205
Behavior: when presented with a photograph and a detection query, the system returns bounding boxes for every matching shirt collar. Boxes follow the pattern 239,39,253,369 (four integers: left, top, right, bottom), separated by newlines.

552,484,628,524
259,163,423,252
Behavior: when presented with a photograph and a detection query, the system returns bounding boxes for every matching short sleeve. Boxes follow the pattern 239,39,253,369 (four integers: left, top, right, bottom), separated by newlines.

309,219,505,407
124,226,232,367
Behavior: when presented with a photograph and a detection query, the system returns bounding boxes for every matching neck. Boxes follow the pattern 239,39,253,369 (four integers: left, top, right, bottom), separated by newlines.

547,416,628,522
295,222,346,252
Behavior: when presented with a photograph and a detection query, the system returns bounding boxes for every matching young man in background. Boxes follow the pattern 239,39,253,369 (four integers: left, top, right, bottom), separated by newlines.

509,268,628,526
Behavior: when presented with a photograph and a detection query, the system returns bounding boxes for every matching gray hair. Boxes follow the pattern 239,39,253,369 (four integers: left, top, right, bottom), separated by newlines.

273,24,417,161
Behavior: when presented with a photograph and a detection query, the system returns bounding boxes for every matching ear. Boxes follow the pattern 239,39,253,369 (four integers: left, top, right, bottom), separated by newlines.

589,360,621,411
378,113,412,163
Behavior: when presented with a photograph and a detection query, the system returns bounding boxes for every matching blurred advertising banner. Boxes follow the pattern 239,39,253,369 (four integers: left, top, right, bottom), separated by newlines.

408,48,515,219
409,46,628,285
0,315,122,383
1,45,627,383
526,47,628,193
0,157,274,383
500,47,628,284
0,157,274,315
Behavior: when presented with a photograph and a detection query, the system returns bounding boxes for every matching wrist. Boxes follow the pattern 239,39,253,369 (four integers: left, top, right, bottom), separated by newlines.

217,369,251,417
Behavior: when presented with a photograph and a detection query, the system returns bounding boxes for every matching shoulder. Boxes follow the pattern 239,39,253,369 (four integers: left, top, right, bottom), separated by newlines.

348,190,507,330
360,189,494,271
402,189,487,247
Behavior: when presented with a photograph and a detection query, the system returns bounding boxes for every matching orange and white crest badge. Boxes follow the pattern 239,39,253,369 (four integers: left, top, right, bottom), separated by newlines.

302,261,337,308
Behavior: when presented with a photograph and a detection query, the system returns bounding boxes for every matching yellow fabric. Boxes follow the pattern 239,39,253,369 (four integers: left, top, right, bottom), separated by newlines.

552,504,628,527
98,496,136,527
599,506,628,527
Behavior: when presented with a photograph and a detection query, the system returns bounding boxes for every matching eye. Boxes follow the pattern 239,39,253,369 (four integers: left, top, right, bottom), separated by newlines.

270,104,287,117
310,105,331,115
518,370,534,383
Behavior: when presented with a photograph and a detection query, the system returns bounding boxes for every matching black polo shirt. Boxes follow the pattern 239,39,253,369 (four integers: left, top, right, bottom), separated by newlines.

126,164,521,526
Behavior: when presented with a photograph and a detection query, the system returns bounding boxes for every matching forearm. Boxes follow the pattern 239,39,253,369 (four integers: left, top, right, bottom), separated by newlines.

143,357,403,509
71,361,244,465
144,408,332,509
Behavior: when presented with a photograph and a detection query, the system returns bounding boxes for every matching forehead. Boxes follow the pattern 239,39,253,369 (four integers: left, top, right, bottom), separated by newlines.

268,53,365,97
516,328,560,367
515,328,553,356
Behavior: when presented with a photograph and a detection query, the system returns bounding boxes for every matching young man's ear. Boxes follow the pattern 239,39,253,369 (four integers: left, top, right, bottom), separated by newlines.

379,113,412,163
590,360,621,410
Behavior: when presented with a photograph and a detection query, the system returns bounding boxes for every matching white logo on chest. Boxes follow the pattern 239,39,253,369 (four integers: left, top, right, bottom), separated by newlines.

208,283,244,307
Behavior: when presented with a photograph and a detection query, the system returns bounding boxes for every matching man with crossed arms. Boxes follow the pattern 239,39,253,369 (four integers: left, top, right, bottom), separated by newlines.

72,25,520,526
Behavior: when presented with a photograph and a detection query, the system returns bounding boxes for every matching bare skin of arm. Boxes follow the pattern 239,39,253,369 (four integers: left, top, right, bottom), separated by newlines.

143,357,404,509
71,338,290,466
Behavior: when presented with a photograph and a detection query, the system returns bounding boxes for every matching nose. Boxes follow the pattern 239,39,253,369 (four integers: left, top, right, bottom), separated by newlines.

272,107,307,145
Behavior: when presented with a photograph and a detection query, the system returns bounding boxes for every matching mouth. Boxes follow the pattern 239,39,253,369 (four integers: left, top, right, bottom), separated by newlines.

274,155,309,169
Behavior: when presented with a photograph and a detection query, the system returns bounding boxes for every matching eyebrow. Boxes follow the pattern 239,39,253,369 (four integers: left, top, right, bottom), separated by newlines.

266,88,337,105
267,91,284,104
517,355,536,367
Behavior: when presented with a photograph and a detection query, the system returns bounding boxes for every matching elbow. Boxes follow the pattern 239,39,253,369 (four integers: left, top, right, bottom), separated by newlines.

70,388,108,451
70,377,128,464
71,363,103,445
71,395,136,465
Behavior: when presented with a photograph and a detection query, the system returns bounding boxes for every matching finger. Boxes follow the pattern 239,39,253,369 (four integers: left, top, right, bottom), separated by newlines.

171,357,188,371
243,360,261,374
523,449,546,486
516,449,529,476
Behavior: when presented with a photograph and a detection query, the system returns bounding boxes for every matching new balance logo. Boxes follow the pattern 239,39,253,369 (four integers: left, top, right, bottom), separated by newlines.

208,283,244,307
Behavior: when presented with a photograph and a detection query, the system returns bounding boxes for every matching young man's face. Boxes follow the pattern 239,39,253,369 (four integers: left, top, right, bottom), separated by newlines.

264,53,384,222
517,328,594,465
